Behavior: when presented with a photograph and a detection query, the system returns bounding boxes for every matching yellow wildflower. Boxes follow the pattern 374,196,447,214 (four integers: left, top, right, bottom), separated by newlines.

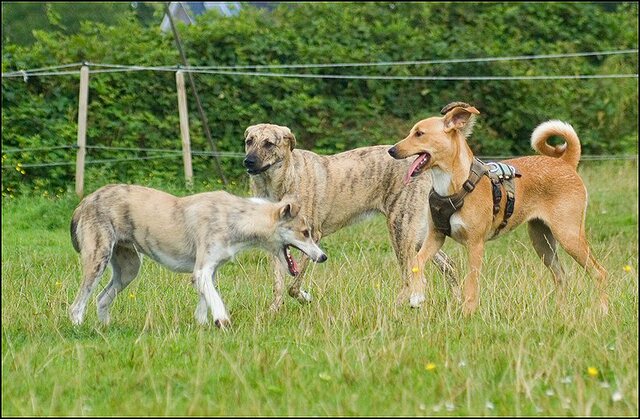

318,372,331,381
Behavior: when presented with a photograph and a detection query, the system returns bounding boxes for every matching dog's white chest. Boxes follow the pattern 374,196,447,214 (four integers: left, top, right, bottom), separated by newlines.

449,213,467,239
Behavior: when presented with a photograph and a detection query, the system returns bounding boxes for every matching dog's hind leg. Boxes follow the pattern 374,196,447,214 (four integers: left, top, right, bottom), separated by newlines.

547,217,609,315
96,244,142,324
69,232,114,325
528,219,566,287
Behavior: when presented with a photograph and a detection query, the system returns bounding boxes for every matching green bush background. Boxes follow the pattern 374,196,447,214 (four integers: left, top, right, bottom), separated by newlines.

2,2,638,195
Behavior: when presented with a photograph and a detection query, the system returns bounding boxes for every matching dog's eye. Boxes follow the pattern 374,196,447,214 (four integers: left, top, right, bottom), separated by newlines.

302,229,310,238
415,131,424,137
264,142,275,149
245,139,254,147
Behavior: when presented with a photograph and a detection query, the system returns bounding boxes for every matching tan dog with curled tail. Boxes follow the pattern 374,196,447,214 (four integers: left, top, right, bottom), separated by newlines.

388,103,608,315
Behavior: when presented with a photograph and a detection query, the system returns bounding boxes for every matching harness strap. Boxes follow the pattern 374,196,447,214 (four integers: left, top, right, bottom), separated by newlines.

429,158,487,236
488,162,521,238
429,158,521,238
491,181,502,216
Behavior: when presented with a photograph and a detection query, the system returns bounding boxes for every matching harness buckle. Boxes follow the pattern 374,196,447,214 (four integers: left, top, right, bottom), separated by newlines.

462,179,476,192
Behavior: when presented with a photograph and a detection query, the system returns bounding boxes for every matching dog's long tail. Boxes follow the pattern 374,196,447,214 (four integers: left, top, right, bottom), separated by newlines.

70,209,81,253
530,120,581,169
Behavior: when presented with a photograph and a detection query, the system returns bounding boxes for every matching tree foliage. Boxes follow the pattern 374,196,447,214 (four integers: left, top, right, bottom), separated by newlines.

2,2,638,196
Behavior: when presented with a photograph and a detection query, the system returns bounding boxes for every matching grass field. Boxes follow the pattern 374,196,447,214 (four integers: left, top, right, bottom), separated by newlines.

2,160,638,416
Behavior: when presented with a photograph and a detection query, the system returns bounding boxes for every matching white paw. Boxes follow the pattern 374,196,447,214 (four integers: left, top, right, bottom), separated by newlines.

409,293,425,308
194,308,209,325
297,289,312,304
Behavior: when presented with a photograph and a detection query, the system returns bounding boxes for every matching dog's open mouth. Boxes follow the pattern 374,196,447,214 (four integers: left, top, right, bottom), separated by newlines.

283,245,299,276
403,153,431,185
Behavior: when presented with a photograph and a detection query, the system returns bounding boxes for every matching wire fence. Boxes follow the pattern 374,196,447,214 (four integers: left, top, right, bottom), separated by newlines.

2,143,637,171
1,49,638,80
2,48,638,175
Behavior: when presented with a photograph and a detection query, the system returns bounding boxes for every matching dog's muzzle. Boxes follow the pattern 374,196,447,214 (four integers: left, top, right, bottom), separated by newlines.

243,155,271,175
243,154,258,170
388,146,399,159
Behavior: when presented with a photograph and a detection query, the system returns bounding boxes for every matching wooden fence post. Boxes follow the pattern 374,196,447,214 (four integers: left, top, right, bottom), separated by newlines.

176,70,194,189
75,64,89,198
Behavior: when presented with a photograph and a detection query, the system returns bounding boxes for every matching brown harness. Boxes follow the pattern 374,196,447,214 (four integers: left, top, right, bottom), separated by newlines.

429,158,521,237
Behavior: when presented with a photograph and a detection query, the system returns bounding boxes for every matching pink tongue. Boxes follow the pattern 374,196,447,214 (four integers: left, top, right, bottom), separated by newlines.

403,154,427,185
287,248,299,275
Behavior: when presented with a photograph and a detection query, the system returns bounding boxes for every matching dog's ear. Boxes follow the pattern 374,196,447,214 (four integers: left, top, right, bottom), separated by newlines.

278,201,300,220
281,126,297,151
443,106,480,137
440,101,472,115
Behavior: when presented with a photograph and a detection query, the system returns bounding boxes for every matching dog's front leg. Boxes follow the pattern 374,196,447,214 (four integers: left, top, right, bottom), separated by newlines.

269,255,287,312
462,240,485,316
408,232,446,308
288,255,312,304
269,255,313,312
287,230,322,304
193,261,230,328
194,295,208,325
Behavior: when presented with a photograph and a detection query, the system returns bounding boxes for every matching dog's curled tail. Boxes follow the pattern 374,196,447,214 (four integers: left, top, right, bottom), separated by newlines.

530,120,581,169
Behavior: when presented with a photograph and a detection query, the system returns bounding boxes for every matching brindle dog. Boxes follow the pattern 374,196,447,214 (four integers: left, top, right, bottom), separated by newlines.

243,123,458,311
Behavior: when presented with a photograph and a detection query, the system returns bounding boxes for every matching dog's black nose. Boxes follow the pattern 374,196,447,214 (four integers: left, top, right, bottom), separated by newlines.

243,155,257,169
318,253,327,263
388,146,398,158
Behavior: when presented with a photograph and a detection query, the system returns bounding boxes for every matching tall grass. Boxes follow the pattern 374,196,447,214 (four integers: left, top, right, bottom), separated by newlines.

2,161,638,416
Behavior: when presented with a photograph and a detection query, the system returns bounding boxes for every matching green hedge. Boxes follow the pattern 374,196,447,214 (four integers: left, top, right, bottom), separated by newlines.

2,2,637,196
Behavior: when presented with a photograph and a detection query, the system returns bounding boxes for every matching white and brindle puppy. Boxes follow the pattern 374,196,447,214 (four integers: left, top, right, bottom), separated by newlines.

388,104,608,315
243,124,457,311
69,184,327,328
